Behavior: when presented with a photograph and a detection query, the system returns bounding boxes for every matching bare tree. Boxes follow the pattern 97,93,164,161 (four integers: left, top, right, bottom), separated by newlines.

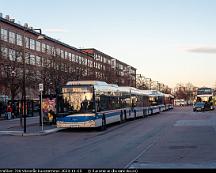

136,75,149,90
174,82,196,104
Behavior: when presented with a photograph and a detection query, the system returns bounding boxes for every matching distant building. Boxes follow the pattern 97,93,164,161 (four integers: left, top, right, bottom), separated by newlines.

80,48,136,87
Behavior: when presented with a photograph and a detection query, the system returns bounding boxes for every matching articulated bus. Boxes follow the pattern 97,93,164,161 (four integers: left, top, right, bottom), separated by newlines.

56,81,174,130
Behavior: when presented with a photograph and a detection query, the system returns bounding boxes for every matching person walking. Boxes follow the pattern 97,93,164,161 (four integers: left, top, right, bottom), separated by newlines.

6,104,13,120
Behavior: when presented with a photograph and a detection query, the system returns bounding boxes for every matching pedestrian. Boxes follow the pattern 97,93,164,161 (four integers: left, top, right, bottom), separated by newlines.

6,103,13,120
0,101,3,118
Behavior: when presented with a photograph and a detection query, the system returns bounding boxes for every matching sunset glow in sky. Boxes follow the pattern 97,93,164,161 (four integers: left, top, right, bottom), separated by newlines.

2,0,216,88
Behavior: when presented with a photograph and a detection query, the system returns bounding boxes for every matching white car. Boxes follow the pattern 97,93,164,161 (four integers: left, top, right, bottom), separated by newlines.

174,99,187,106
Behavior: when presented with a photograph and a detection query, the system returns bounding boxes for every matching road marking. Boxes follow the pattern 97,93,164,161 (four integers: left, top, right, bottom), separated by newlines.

124,141,156,168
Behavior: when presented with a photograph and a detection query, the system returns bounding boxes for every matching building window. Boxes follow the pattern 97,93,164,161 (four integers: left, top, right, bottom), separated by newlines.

24,37,29,48
83,58,87,65
9,32,16,44
68,52,72,61
47,59,51,68
79,56,82,64
88,60,93,67
46,45,51,55
30,39,35,50
61,50,64,59
65,65,68,72
9,49,16,61
94,54,97,60
56,48,60,56
61,63,65,71
103,57,106,63
41,57,46,67
25,53,30,64
65,51,68,60
36,41,41,52
17,52,23,63
36,56,41,66
54,63,58,70
30,54,36,65
51,47,56,56
16,34,23,46
72,54,76,62
1,47,8,58
1,28,8,42
42,43,46,53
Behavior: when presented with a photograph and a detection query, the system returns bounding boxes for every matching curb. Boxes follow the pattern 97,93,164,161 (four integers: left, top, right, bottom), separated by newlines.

0,128,64,136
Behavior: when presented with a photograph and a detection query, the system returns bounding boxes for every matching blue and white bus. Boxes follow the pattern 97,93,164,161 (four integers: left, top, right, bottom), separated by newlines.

194,87,215,110
56,81,174,130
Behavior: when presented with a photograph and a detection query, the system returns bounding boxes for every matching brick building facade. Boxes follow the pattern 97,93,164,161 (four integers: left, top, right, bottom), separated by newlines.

0,14,136,100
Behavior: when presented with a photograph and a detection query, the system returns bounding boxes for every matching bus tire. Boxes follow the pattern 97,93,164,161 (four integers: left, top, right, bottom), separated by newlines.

134,110,137,120
143,109,145,118
100,114,106,131
124,110,127,121
128,110,131,120
120,110,124,123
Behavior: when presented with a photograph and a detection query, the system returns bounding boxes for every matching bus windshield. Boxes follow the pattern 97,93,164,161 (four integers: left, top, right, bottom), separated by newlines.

62,86,94,114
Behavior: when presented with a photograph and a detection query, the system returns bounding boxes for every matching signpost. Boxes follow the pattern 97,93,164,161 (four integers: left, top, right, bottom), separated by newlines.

39,84,44,131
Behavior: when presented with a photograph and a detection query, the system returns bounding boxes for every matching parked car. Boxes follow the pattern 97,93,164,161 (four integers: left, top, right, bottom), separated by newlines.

174,99,187,106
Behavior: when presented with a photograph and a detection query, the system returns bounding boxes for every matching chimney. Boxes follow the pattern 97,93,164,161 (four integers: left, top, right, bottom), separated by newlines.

24,23,28,28
10,19,15,23
5,15,10,20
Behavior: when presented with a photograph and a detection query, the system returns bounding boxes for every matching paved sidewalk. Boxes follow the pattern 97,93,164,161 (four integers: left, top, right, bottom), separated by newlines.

0,116,63,136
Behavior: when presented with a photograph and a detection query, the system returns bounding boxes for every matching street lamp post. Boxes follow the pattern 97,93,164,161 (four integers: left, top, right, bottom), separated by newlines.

22,45,27,133
35,30,44,126
22,28,44,133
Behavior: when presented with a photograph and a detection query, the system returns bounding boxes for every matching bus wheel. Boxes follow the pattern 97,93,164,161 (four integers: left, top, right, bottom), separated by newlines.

143,109,145,118
100,114,107,131
134,110,137,120
120,110,124,123
124,110,127,122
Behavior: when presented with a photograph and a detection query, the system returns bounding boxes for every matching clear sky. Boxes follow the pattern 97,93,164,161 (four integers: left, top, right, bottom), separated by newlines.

1,0,216,88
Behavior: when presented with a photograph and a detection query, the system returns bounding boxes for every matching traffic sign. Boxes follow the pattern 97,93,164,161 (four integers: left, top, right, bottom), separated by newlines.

39,83,44,91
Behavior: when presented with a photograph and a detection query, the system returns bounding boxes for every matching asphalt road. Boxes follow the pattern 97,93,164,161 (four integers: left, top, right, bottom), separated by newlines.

1,106,216,168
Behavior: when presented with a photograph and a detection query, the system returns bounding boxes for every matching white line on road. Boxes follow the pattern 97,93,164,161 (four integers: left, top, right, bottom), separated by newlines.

124,141,156,168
